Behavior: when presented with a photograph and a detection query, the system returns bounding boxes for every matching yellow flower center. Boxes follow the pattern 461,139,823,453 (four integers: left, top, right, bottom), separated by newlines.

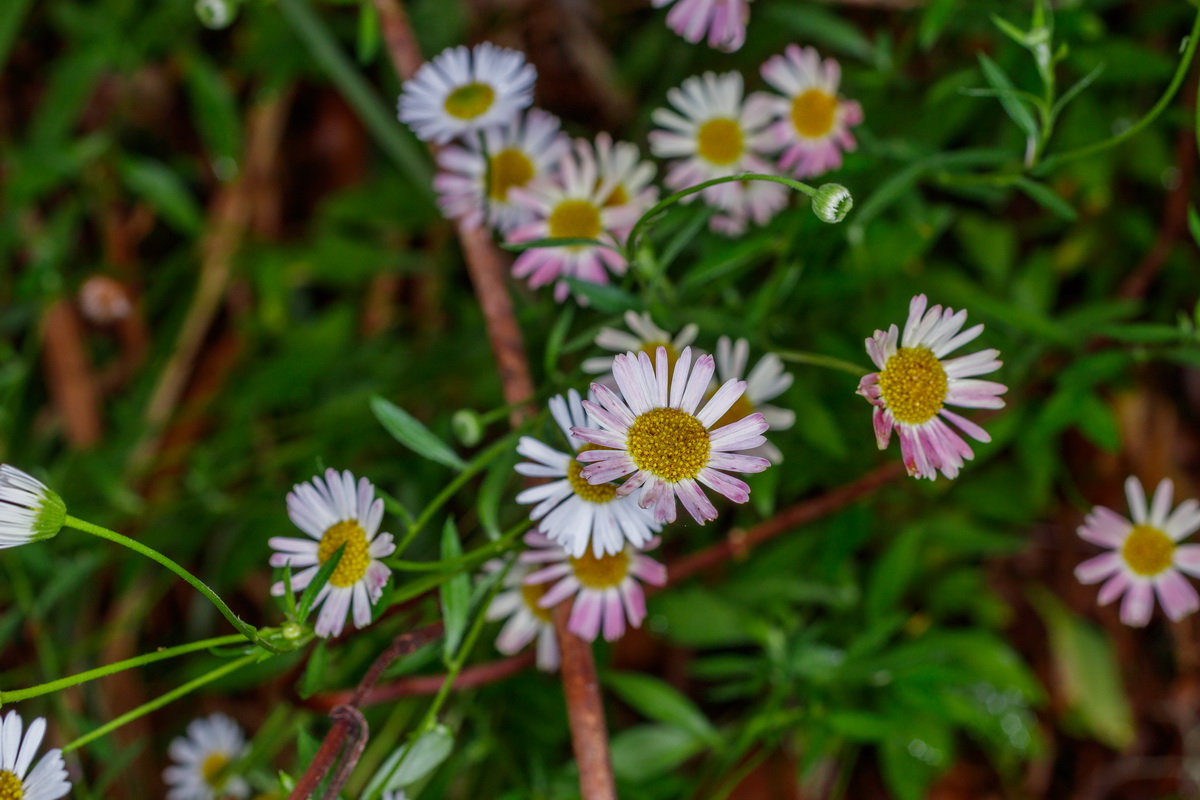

0,770,24,800
711,393,755,433
202,753,229,787
626,407,710,483
790,88,838,139
443,82,495,120
547,199,603,242
488,148,535,201
877,347,948,425
317,520,371,588
603,183,629,207
569,548,630,589
568,444,619,504
1122,524,1175,577
696,117,744,166
520,581,554,622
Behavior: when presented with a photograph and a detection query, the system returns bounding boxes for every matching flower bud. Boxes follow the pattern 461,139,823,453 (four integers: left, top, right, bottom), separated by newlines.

0,465,66,547
452,410,484,447
811,183,853,224
195,0,236,29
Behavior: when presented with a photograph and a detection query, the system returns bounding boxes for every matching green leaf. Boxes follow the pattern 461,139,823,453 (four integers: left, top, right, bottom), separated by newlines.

1074,393,1120,452
297,544,343,622
977,53,1039,141
610,724,706,782
370,396,466,470
604,671,720,747
762,4,874,62
364,725,455,795
989,13,1030,48
477,448,517,541
501,237,614,252
562,277,640,314
298,641,328,699
182,51,242,172
1014,177,1077,221
1052,63,1105,116
356,0,380,63
1188,203,1200,249
865,527,922,625
118,157,203,235
440,518,469,663
918,0,958,50
828,710,894,741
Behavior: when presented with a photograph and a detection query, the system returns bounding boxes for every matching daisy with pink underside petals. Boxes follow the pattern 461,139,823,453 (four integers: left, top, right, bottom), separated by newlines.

571,345,770,525
483,559,559,671
1076,477,1200,627
760,45,863,178
651,0,750,52
520,531,666,642
268,469,396,638
856,295,1006,481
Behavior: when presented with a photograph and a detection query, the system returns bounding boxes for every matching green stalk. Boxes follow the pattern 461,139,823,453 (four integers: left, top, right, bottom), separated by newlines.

776,350,870,377
1,634,246,705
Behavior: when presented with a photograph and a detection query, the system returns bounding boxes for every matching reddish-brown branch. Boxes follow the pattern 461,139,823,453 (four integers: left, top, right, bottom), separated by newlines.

41,300,104,448
553,603,618,800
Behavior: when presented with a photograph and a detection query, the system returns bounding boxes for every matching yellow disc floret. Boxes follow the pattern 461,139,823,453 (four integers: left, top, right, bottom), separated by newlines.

521,581,554,622
877,347,948,425
569,548,630,589
603,183,628,207
790,89,838,139
202,753,229,787
488,148,535,201
626,407,710,482
568,444,619,504
548,199,603,242
1122,524,1175,577
696,118,744,166
443,82,495,120
318,520,371,587
0,770,24,800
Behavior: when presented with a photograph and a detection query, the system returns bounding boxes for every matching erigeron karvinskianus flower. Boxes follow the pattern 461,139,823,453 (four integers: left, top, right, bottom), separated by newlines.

0,465,66,549
483,559,559,671
520,532,666,642
582,311,700,384
164,713,249,800
856,295,1006,481
1076,477,1200,627
651,0,750,52
593,132,659,216
269,469,396,638
434,109,568,233
760,45,863,178
571,346,770,525
516,390,660,557
508,138,651,303
650,71,785,233
0,711,71,800
398,43,536,144
712,337,795,464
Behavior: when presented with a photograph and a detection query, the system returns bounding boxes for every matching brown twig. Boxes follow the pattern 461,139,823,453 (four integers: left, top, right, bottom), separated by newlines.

40,299,104,448
553,602,618,800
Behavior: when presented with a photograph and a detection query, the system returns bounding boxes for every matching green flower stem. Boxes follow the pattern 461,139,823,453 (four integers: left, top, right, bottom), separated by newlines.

386,520,531,607
624,174,819,258
1035,8,1200,174
776,350,870,377
63,516,284,653
0,634,246,706
61,653,260,754
388,519,529,572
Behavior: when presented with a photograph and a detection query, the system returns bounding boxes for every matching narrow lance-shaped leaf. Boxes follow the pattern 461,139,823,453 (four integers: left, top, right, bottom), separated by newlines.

440,518,470,663
297,544,344,622
977,53,1039,142
370,395,467,471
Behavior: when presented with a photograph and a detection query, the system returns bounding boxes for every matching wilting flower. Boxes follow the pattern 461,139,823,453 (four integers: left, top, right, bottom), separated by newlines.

1076,477,1200,627
516,390,659,557
572,346,770,525
483,559,559,671
521,532,666,642
434,109,568,233
0,465,66,549
269,469,395,638
398,43,536,144
508,138,650,303
164,713,249,800
760,45,863,178
582,311,699,381
857,295,1005,481
713,337,795,464
0,711,71,800
651,0,750,52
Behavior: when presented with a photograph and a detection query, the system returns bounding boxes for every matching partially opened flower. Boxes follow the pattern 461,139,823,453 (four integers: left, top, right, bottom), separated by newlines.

483,559,559,671
269,469,395,638
0,711,71,800
712,337,795,464
1076,477,1200,627
0,465,66,548
398,43,536,144
760,46,863,178
434,109,568,233
164,713,249,800
520,532,666,642
572,346,770,525
515,390,659,557
582,311,699,382
857,295,1005,481
651,0,749,52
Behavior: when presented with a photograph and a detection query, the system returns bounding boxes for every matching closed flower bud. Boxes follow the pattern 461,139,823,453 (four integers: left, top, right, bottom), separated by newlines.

195,0,236,29
0,465,66,547
811,183,852,223
452,410,485,447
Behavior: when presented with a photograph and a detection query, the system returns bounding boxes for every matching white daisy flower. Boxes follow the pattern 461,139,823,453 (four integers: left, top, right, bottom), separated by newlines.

483,559,559,671
398,43,536,144
515,390,660,557
592,132,659,215
0,711,71,800
433,109,568,233
651,0,750,52
268,469,396,638
0,465,66,548
582,311,699,382
712,337,794,464
572,346,771,525
163,713,249,800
